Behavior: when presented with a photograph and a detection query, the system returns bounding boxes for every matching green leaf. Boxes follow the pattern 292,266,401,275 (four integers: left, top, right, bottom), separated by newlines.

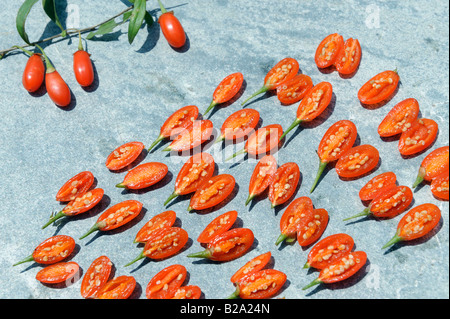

128,0,147,44
123,11,133,22
42,0,66,36
86,19,120,40
123,8,152,27
16,0,39,44
144,11,154,26
86,10,135,40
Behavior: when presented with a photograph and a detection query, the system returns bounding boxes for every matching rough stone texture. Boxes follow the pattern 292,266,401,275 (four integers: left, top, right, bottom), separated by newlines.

0,0,448,299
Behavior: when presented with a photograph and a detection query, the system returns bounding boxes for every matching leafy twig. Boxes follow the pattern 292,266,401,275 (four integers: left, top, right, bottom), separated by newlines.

0,1,152,59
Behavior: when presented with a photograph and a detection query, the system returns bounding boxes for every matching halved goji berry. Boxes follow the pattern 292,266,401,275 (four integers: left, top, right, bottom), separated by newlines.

116,162,168,190
382,203,441,248
13,235,76,266
172,285,202,299
188,228,254,262
36,261,80,284
163,120,214,152
228,269,287,299
55,171,94,202
241,57,299,106
134,210,177,243
334,37,362,75
105,141,145,171
280,82,333,142
412,146,449,188
378,98,420,137
148,105,199,152
311,120,357,193
398,118,438,156
204,72,244,116
197,210,238,244
42,188,104,229
359,172,397,202
430,171,449,201
164,152,215,206
297,208,329,247
80,256,113,299
358,70,399,105
315,33,344,69
226,124,283,161
303,233,355,270
216,109,260,144
125,227,189,266
276,74,313,105
230,252,272,284
96,275,136,299
275,196,313,245
302,251,367,290
269,162,300,208
335,144,380,179
188,174,236,212
246,155,277,206
344,185,413,220
146,264,187,299
79,200,143,239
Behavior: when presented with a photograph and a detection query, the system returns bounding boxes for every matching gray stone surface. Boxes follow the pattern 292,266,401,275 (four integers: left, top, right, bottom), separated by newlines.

0,0,448,299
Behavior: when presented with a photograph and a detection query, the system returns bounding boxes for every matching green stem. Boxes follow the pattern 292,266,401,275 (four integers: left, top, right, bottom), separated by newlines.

225,148,247,162
245,194,255,206
164,191,179,206
382,231,402,249
303,262,310,269
79,223,100,240
275,233,288,246
412,167,426,188
310,160,328,193
124,251,145,267
214,135,225,145
226,286,240,299
12,255,34,267
12,45,34,56
187,249,212,259
157,0,168,13
279,118,302,141
412,176,424,189
116,183,126,188
302,278,322,290
148,135,165,152
241,86,269,106
35,44,55,73
42,211,66,229
203,100,217,116
343,208,371,221
286,236,296,244
162,146,172,152
77,31,84,51
187,206,194,213
1,4,137,59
